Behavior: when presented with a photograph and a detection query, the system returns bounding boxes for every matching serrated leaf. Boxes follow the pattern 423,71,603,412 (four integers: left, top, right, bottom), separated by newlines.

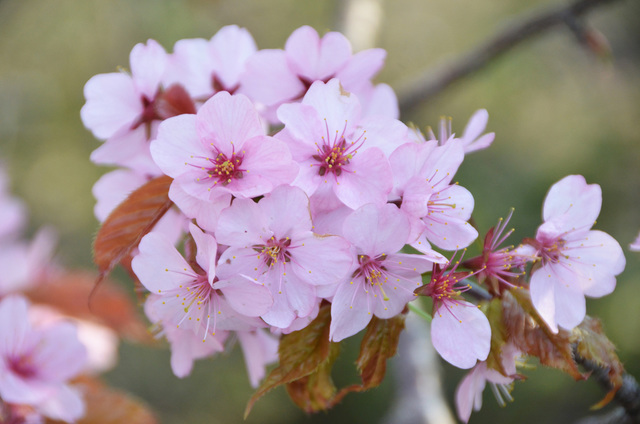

503,289,584,380
93,175,173,286
46,376,158,424
331,313,406,404
485,297,508,374
285,343,340,413
574,316,625,406
25,271,150,342
245,302,333,418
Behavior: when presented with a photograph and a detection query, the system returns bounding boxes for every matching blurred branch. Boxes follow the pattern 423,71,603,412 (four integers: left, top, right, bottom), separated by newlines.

574,347,640,424
334,0,385,50
398,0,621,113
382,313,456,424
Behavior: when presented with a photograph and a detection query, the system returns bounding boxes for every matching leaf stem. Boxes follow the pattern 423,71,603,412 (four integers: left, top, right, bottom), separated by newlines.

408,302,432,323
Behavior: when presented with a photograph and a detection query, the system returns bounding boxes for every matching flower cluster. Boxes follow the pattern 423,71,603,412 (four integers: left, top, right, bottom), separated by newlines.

0,166,88,423
82,24,632,422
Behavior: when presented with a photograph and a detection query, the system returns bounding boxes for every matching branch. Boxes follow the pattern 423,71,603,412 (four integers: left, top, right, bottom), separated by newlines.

574,346,640,424
398,0,621,113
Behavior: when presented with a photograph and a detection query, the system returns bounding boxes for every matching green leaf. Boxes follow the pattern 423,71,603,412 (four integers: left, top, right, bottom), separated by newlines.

245,302,333,418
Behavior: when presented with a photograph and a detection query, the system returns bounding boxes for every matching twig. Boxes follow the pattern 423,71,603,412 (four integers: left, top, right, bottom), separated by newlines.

574,347,640,424
398,0,621,113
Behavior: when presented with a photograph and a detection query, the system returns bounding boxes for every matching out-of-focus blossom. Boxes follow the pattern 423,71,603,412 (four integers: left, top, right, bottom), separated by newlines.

0,295,87,423
527,175,625,333
82,39,196,174
237,329,279,388
240,25,386,112
165,25,257,99
455,343,520,422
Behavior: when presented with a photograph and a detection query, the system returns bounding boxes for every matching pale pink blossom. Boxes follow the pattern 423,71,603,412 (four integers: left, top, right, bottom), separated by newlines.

150,91,298,201
216,185,353,329
240,25,386,111
277,79,408,210
165,25,257,99
425,109,495,154
82,39,196,174
132,223,272,340
329,204,434,342
0,295,87,423
144,297,227,378
455,343,519,422
527,175,625,333
415,254,491,369
390,140,478,250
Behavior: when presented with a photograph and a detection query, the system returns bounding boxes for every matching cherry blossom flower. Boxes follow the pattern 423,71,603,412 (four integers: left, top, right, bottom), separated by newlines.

81,39,196,174
329,204,434,342
390,139,478,250
150,91,298,201
144,297,227,378
462,209,532,294
425,109,495,154
165,25,257,99
455,343,520,422
0,295,87,423
240,25,386,111
131,223,273,341
277,78,408,210
415,252,491,369
527,175,625,333
216,185,353,329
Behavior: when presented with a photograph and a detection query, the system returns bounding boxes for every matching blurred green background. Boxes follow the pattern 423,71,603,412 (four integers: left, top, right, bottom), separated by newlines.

0,0,638,423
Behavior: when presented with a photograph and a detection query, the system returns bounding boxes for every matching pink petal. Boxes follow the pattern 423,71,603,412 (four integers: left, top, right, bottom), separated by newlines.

356,115,409,157
455,364,487,423
329,279,373,342
461,109,489,144
32,323,87,382
302,79,361,139
230,136,298,198
90,125,161,175
189,223,217,284
215,198,270,247
130,39,168,99
360,83,399,119
238,329,278,388
276,104,324,157
290,233,353,286
81,73,141,139
530,263,586,333
165,37,213,98
150,114,204,178
334,147,392,209
285,27,351,81
541,175,601,235
36,384,85,422
257,186,312,237
92,169,147,222
343,203,410,255
336,48,386,92
168,183,231,233
210,25,257,90
0,295,30,357
215,277,273,317
195,92,264,154
431,301,491,369
132,232,195,293
239,49,304,105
